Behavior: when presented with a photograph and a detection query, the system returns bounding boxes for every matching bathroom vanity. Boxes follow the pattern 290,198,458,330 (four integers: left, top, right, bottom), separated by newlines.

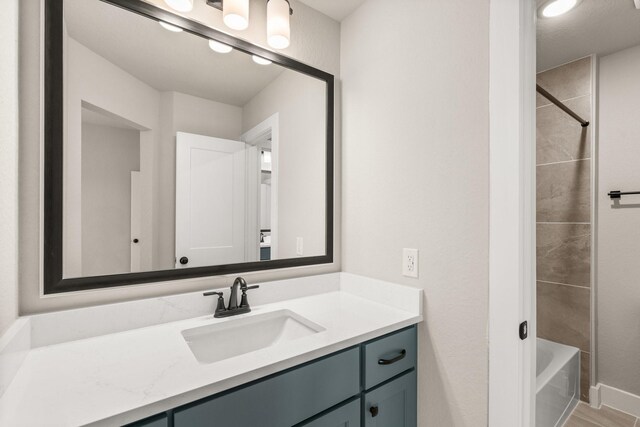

135,326,417,427
0,273,422,426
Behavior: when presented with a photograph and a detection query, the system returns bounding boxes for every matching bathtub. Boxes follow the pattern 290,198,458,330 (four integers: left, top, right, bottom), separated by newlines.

536,338,580,427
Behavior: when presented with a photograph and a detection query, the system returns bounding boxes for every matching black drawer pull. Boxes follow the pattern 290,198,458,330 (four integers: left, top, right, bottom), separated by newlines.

369,405,379,417
378,349,406,365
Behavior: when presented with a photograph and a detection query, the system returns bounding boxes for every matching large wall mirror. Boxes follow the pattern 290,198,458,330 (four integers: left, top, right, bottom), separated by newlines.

44,0,334,293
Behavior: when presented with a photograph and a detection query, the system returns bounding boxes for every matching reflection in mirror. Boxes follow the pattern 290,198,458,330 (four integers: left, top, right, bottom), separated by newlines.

62,0,327,278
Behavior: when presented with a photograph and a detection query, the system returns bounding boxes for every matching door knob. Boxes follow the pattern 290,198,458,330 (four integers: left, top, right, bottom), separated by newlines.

180,257,189,265
133,238,139,243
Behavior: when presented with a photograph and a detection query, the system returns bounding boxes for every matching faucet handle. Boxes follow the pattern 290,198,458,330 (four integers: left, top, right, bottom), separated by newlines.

203,291,227,316
203,291,223,297
239,285,259,309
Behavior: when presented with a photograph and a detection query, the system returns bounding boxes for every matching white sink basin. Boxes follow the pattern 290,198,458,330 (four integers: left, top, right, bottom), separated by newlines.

181,309,325,364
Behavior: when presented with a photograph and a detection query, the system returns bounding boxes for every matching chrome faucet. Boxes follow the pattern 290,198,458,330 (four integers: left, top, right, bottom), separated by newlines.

203,277,259,318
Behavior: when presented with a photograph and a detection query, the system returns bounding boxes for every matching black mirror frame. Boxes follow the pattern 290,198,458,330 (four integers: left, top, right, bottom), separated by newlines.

43,0,334,294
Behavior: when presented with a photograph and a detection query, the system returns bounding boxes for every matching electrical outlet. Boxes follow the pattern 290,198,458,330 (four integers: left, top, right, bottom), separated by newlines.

296,237,304,256
402,248,419,278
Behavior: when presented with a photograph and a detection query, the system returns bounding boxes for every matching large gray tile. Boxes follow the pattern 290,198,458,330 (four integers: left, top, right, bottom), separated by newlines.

537,281,590,352
537,96,591,165
565,415,601,427
537,160,591,223
537,57,592,107
537,223,591,287
580,351,590,403
573,402,636,427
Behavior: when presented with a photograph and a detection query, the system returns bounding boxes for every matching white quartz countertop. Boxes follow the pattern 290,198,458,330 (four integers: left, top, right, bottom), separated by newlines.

0,274,422,426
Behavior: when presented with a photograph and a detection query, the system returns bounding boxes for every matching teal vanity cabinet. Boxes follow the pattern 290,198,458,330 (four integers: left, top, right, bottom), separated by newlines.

127,325,417,427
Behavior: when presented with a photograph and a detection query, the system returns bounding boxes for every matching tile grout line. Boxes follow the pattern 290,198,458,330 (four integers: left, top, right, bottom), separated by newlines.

536,93,592,107
537,158,591,167
537,280,590,290
536,222,591,225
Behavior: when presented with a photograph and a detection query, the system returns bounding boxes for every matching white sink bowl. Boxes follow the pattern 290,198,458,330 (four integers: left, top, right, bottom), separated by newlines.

181,309,325,364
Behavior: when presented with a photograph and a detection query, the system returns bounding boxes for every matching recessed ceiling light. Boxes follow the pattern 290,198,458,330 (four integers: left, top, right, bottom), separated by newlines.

252,55,272,65
159,21,183,32
164,0,194,13
539,0,581,18
209,39,233,53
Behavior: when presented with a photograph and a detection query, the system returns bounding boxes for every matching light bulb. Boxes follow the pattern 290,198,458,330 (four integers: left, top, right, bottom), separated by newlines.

209,39,233,53
267,0,291,49
541,0,578,17
223,0,249,30
252,55,272,65
159,21,183,32
163,0,193,12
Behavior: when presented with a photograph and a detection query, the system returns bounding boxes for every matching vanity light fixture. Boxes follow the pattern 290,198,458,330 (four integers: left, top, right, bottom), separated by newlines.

159,21,184,32
164,0,194,12
206,0,293,49
223,0,250,30
267,0,293,49
539,0,581,18
252,55,272,65
209,39,233,53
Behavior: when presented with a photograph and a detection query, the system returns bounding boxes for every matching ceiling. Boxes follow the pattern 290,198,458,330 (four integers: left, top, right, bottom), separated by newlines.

65,0,285,107
297,0,367,22
537,0,640,71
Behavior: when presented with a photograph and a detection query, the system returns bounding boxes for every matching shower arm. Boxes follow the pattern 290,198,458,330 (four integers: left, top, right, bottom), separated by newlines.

536,84,590,128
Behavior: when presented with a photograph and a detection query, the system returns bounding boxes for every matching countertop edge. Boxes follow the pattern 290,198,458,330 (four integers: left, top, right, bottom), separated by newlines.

88,316,422,427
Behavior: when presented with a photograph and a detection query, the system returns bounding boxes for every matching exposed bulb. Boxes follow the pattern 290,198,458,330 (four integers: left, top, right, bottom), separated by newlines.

159,21,183,32
267,0,291,49
223,0,249,30
163,0,194,12
541,0,578,17
209,39,233,53
252,55,272,65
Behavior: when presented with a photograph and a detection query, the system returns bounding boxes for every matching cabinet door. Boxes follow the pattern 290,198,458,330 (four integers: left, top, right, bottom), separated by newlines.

298,399,360,427
174,348,360,427
364,370,417,427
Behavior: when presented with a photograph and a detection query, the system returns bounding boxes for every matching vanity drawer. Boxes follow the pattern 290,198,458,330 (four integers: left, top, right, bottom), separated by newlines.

363,326,417,389
173,347,360,427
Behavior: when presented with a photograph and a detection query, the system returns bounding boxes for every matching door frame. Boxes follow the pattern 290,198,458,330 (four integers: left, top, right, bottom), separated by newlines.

488,0,537,426
241,114,280,260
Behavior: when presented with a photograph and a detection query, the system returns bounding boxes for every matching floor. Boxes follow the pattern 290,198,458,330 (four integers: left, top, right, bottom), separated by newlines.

565,402,639,427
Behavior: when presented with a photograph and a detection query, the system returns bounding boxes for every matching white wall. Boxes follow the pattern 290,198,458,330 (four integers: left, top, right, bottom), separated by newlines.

597,44,640,397
341,1,490,425
19,0,340,314
0,0,19,335
81,123,140,276
65,37,161,277
242,70,326,259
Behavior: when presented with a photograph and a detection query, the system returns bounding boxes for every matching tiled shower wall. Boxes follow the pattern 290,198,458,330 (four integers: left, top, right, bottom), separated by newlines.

536,56,593,402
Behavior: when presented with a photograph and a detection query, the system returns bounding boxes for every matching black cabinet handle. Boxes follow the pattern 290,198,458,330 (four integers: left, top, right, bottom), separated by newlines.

369,405,379,417
179,257,189,265
378,349,406,365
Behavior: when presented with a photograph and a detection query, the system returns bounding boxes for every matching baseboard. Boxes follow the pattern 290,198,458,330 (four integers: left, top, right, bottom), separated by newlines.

590,383,640,418
0,318,31,397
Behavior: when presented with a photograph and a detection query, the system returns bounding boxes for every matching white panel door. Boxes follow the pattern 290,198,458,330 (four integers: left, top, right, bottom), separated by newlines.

176,132,246,268
130,171,141,272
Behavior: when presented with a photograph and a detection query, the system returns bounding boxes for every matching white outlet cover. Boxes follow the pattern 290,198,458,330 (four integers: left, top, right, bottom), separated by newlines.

402,248,419,278
296,237,304,256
